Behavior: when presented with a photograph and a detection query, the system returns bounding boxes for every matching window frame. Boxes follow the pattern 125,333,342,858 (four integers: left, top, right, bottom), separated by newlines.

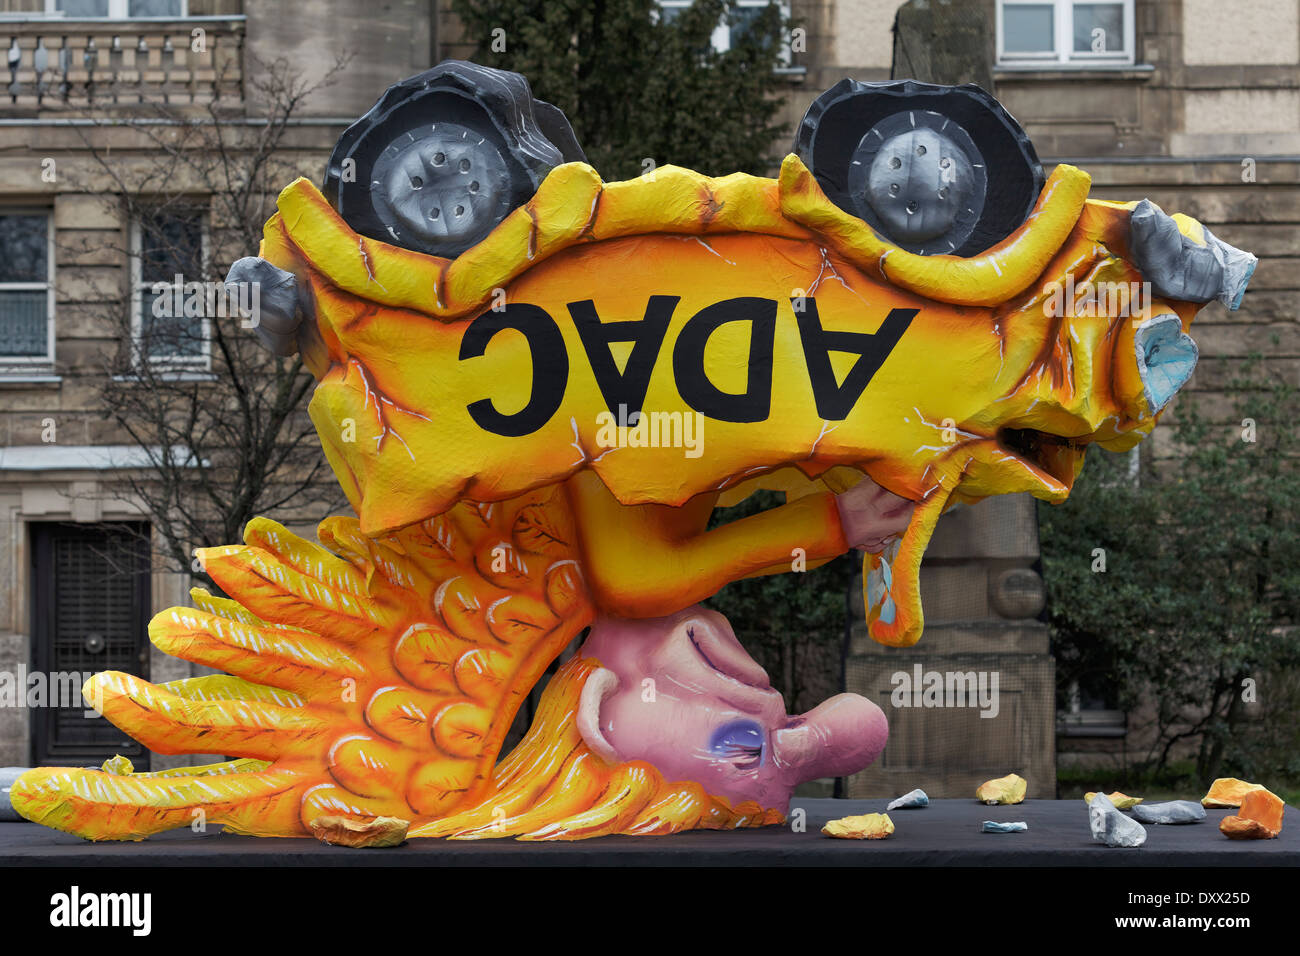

0,207,55,367
43,0,189,19
996,0,1136,68
129,208,212,371
656,0,796,68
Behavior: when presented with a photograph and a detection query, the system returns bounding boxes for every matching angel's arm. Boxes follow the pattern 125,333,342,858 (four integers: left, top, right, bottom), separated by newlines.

563,470,913,619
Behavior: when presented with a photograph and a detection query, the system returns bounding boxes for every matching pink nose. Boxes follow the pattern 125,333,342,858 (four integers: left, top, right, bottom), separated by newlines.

772,694,888,783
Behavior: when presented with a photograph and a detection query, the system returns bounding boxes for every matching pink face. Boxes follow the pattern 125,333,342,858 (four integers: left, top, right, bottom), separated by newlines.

577,607,888,810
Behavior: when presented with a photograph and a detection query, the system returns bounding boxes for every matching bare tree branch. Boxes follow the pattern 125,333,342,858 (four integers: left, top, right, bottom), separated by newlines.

63,54,355,589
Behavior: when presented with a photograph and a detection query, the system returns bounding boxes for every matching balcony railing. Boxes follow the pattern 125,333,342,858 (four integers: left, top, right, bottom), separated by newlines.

2,16,244,111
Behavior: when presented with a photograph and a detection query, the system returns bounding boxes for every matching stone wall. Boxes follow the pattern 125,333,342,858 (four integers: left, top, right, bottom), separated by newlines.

244,0,436,117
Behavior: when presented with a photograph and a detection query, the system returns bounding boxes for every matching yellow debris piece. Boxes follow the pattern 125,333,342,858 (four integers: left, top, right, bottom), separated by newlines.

1084,791,1143,809
101,755,134,776
309,815,411,848
1202,778,1270,809
822,812,895,840
977,773,1027,805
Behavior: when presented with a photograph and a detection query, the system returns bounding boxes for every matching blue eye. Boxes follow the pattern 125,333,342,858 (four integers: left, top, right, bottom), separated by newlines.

709,719,765,768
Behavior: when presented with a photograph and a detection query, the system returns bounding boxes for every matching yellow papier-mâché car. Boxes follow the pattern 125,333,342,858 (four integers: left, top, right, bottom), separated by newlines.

11,64,1255,843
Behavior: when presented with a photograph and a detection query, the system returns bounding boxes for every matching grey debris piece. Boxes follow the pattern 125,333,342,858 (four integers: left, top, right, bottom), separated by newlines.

887,788,929,811
1203,226,1257,311
1129,199,1257,311
1089,792,1147,847
1131,800,1207,825
225,256,302,356
981,820,1027,833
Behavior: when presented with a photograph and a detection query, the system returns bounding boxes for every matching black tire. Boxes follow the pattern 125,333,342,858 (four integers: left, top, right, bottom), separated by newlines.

324,60,586,259
794,79,1044,257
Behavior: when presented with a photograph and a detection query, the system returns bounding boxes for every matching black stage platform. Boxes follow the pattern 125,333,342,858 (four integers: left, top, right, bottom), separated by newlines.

2,798,1296,866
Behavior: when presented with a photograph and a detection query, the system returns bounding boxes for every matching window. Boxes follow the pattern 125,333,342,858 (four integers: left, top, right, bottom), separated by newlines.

0,211,54,365
657,1,796,68
997,0,1134,66
1057,678,1127,737
131,210,209,368
44,0,187,18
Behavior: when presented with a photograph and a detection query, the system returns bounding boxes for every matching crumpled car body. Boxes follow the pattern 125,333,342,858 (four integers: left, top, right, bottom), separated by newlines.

260,153,1241,648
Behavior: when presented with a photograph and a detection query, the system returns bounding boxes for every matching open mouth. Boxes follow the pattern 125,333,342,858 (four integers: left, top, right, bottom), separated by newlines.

997,426,1083,488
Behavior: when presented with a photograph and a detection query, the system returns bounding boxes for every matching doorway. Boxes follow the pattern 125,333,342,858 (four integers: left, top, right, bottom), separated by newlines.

29,521,151,768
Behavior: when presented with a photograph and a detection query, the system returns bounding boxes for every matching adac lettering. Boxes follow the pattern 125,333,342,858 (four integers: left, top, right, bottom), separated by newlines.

459,296,918,436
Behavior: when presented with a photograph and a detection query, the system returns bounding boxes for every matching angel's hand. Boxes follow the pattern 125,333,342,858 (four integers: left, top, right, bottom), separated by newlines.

834,477,915,554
